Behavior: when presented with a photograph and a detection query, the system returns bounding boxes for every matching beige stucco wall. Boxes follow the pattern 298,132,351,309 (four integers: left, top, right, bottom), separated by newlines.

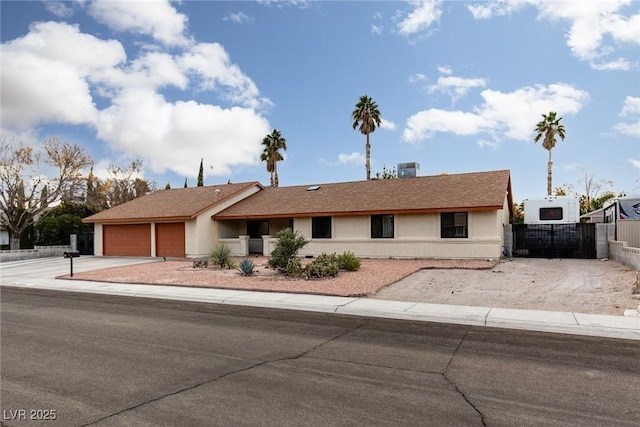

186,185,262,258
93,223,103,256
334,216,369,238
277,210,505,259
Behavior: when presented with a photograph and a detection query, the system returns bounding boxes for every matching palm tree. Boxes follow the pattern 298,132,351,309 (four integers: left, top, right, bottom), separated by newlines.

534,111,566,196
260,129,287,187
352,95,382,180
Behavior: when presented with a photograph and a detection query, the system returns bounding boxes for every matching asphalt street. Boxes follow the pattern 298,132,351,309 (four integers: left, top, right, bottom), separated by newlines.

1,287,639,427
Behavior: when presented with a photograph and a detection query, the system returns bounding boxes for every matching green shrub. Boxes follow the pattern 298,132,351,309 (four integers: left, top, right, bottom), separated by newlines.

338,251,361,271
237,258,257,276
285,257,304,277
268,228,309,273
210,242,233,268
303,252,339,279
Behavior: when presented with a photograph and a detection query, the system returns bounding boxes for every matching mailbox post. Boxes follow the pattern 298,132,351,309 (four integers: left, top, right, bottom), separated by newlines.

63,251,80,277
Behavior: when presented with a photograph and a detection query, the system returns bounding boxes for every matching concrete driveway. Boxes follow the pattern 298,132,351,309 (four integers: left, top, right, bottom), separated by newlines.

0,256,160,286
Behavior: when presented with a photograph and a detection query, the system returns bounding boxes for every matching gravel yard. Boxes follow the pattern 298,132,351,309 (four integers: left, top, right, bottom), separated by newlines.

64,257,495,298
63,256,639,316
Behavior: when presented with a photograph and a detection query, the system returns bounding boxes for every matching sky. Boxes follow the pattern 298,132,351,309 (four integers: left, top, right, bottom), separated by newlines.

1,0,639,203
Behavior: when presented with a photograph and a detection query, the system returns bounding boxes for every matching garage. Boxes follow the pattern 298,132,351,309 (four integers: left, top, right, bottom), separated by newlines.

156,223,185,258
103,224,151,256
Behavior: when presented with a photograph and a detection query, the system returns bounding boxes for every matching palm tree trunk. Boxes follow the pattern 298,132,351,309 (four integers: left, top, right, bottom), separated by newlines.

547,149,553,196
274,163,279,188
365,133,371,181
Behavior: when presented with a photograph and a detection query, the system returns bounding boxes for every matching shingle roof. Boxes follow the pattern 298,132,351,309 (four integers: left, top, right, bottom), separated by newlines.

214,170,513,219
83,182,262,223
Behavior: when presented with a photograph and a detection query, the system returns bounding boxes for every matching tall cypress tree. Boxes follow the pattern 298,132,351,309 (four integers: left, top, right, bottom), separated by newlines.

183,178,188,188
197,158,204,187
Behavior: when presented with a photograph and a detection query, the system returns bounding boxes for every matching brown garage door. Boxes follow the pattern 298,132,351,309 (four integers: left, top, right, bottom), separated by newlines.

156,223,185,258
103,224,151,256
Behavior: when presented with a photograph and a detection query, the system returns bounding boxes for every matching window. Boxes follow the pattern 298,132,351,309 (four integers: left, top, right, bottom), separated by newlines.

371,214,394,238
539,207,563,221
312,216,331,238
441,212,468,238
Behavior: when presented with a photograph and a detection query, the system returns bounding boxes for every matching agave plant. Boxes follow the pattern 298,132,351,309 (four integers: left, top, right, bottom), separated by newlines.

237,258,257,276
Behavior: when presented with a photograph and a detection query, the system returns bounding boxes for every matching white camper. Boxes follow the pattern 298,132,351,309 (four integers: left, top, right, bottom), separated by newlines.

524,196,580,225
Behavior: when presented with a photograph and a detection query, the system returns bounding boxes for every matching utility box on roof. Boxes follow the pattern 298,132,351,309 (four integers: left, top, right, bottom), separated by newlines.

397,162,420,178
524,196,580,225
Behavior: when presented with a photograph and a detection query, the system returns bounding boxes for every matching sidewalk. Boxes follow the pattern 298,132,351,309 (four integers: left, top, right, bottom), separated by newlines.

4,274,640,341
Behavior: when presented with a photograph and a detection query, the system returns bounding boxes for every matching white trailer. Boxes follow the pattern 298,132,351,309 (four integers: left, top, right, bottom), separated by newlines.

524,196,580,225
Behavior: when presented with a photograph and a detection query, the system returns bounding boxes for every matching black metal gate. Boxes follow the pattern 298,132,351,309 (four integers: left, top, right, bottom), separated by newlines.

77,232,94,255
512,223,596,259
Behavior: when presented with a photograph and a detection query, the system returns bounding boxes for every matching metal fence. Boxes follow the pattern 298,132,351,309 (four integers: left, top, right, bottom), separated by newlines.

512,223,596,259
616,220,640,248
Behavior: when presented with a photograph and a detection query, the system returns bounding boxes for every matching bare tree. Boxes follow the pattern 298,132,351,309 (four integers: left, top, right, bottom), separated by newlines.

558,167,615,214
102,159,155,207
0,136,92,249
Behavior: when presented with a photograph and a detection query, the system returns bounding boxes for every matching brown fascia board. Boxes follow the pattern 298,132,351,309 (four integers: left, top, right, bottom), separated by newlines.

213,205,504,220
84,216,194,224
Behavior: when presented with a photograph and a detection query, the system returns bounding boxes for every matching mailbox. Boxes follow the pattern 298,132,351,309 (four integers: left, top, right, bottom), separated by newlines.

63,251,80,258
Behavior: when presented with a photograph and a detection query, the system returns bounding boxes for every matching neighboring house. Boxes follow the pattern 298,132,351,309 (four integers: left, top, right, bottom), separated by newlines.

84,169,513,260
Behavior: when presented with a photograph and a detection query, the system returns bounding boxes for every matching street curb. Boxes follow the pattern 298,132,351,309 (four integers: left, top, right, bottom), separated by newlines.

3,280,639,341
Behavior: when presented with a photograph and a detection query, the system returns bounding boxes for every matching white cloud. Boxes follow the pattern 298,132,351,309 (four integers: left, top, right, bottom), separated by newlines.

467,1,530,19
398,0,442,35
615,121,640,138
437,65,452,75
371,25,383,35
44,1,74,18
224,12,254,25
615,96,640,137
256,0,311,9
629,159,640,169
96,89,271,177
408,73,427,83
468,0,640,70
179,43,271,110
428,75,487,102
0,21,125,129
403,109,488,143
620,96,640,116
337,152,366,165
1,13,274,179
402,83,589,143
590,58,631,71
380,119,397,131
87,0,189,47
477,140,499,150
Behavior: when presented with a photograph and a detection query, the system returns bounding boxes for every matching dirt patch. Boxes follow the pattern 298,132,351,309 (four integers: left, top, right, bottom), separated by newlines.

374,258,639,315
